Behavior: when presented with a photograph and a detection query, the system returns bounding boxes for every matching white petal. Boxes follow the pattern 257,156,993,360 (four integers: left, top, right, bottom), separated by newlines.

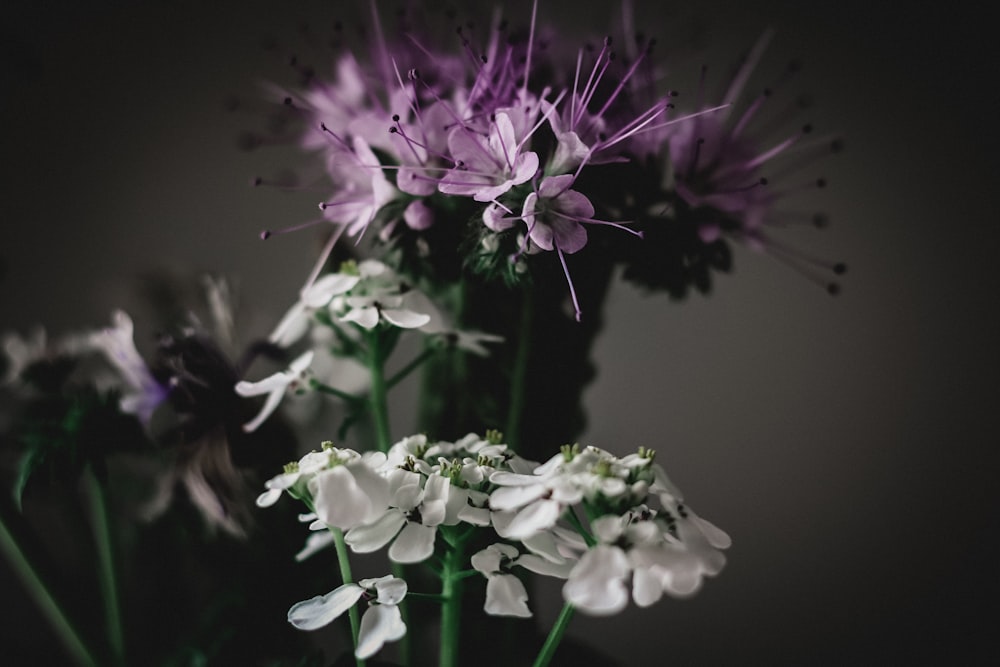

269,301,310,347
421,499,447,527
692,513,733,549
370,576,408,606
312,465,389,530
302,273,361,307
631,566,665,607
503,499,562,539
295,531,337,562
345,510,407,553
393,482,424,511
484,574,532,618
562,545,630,616
235,374,288,397
356,604,407,659
381,308,432,329
470,546,503,575
341,306,380,329
521,531,568,564
490,470,547,486
240,386,286,433
590,515,625,544
489,483,548,511
287,584,364,630
422,473,451,506
288,350,316,374
255,488,283,507
388,522,436,563
458,505,491,526
516,553,575,579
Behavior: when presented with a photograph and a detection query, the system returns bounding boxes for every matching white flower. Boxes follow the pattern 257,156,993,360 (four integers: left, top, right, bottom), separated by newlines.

234,350,314,432
488,445,659,539
256,448,332,508
471,544,532,618
563,543,631,615
562,508,730,615
344,469,450,563
287,575,408,660
310,451,392,531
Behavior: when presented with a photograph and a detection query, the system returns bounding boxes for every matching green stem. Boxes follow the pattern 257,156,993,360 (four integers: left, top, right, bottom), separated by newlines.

0,512,99,666
405,592,447,603
505,288,533,452
366,332,392,452
438,541,465,667
85,472,124,666
532,602,575,667
565,507,597,547
386,347,436,390
330,527,365,667
310,378,361,403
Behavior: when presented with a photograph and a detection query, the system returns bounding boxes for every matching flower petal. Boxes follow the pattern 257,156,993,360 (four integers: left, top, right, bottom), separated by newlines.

287,583,364,630
356,603,407,659
381,308,432,329
503,499,562,539
484,574,532,618
345,509,407,553
563,545,630,616
388,522,436,563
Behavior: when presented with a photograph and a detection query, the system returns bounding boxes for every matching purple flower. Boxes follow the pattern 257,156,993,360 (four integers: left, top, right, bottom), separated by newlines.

438,111,539,202
90,310,169,425
665,32,846,291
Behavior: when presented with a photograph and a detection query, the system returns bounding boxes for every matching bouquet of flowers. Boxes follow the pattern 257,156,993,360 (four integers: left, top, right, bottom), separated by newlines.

0,2,843,665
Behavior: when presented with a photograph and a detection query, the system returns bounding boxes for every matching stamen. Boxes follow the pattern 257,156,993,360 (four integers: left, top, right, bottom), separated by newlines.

556,248,582,322
521,0,538,98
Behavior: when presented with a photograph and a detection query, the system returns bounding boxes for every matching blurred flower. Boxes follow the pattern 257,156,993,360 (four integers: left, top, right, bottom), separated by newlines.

234,349,314,432
90,310,169,425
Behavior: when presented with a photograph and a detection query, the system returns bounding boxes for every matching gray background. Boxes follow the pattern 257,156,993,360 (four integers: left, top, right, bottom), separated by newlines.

2,0,997,664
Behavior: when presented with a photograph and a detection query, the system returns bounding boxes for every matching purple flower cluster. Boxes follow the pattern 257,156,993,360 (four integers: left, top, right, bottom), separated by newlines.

259,4,842,314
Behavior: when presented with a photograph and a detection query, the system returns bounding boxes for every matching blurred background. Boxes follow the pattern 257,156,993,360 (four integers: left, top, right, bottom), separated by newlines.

2,0,997,664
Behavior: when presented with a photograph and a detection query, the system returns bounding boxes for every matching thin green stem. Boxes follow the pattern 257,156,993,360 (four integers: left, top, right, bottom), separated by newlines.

532,602,575,667
366,332,392,452
438,541,465,667
404,592,447,603
0,512,99,667
565,507,597,547
386,347,437,390
330,527,365,667
505,288,533,452
310,378,361,403
85,472,124,666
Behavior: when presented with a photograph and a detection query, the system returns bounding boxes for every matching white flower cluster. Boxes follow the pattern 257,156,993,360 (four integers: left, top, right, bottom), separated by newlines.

262,434,730,657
